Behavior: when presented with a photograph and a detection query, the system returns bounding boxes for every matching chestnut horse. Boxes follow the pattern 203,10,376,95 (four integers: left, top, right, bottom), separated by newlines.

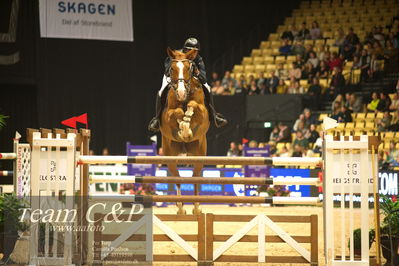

159,47,209,214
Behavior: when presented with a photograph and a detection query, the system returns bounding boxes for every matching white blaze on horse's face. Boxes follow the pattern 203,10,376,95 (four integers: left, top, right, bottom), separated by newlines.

176,61,187,101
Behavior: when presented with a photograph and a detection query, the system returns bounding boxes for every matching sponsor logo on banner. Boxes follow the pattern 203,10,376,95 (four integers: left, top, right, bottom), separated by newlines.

39,0,133,41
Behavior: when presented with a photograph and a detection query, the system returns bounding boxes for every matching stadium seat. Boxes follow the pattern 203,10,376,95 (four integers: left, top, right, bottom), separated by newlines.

242,57,253,65
264,56,275,64
251,49,262,57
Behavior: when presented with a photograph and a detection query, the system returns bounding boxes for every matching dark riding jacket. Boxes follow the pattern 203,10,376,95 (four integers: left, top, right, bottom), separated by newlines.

164,52,207,84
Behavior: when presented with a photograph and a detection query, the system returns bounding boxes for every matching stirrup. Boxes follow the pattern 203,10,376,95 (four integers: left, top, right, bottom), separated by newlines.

148,118,160,132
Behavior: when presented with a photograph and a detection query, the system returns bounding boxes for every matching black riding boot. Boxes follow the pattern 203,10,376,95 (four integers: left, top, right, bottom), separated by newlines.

148,94,162,132
203,87,228,128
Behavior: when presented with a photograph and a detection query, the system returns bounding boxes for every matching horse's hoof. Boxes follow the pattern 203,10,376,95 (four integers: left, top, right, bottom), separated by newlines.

192,207,202,215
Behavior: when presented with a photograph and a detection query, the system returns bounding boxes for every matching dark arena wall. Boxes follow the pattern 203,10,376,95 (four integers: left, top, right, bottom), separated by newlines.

0,0,300,155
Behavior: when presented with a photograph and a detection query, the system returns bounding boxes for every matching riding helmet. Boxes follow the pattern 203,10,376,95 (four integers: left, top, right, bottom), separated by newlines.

183,38,200,51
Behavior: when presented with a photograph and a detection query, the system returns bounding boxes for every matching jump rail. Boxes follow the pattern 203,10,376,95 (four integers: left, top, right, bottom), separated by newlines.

79,155,322,167
93,195,320,205
0,153,17,160
89,175,321,186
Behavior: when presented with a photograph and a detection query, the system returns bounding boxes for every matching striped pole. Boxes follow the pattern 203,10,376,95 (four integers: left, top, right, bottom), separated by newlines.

92,195,320,205
79,155,322,167
0,171,13,177
0,153,16,160
89,175,321,186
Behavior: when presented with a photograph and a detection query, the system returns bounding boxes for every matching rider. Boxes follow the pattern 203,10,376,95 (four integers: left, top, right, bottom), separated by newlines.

148,37,228,132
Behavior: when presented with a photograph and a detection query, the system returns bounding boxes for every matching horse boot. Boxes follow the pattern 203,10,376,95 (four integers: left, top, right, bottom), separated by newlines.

148,94,162,132
203,85,228,128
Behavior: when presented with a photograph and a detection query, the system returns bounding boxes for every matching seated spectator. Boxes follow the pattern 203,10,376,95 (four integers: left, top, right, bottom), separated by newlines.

389,92,399,111
248,140,258,148
353,43,363,58
334,28,346,47
377,92,391,112
343,27,360,50
269,126,280,142
281,25,294,41
367,92,380,112
268,141,277,155
257,72,266,88
304,43,314,61
293,131,309,149
306,124,319,143
368,53,380,81
310,21,322,40
275,63,288,80
212,80,225,95
307,51,319,69
337,105,353,123
384,40,398,70
304,108,317,127
376,111,392,132
359,49,371,81
222,71,234,88
279,146,291,157
292,144,304,157
287,79,303,94
373,26,385,43
289,63,302,80
227,142,239,156
237,143,243,156
352,55,361,70
296,120,310,137
347,93,363,113
301,62,315,81
318,45,327,61
307,77,322,108
295,54,305,68
327,52,343,70
331,94,344,111
247,80,260,95
331,101,342,120
317,61,330,78
279,39,292,56
297,22,310,40
293,114,306,132
226,80,237,95
291,40,306,58
276,122,291,142
388,110,399,131
210,72,220,87
264,71,279,94
276,79,288,94
235,74,247,94
326,67,345,100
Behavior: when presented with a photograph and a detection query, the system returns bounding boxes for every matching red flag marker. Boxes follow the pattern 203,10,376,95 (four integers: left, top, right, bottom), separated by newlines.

76,113,88,128
242,138,249,144
61,117,77,129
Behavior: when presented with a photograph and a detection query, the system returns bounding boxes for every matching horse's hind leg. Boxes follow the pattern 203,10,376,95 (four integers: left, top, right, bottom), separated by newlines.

192,163,203,215
168,163,186,215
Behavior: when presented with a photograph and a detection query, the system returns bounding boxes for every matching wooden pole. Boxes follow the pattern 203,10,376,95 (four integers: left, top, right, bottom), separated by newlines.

93,195,320,205
89,176,321,186
79,155,322,167
0,153,16,160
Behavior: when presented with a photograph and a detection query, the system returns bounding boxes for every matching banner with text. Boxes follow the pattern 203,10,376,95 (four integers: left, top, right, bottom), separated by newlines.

39,0,133,41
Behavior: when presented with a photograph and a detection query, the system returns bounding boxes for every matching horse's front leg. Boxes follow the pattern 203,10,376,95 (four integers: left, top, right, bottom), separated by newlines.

168,163,186,215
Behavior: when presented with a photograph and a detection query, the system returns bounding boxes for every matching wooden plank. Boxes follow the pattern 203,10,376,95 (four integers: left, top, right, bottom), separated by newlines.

156,214,199,221
101,215,147,260
153,254,196,261
213,215,311,223
264,215,311,262
197,214,205,261
212,235,311,243
213,215,259,261
258,214,265,262
310,214,318,264
100,234,197,242
205,213,214,262
216,255,309,263
153,215,198,260
104,254,146,261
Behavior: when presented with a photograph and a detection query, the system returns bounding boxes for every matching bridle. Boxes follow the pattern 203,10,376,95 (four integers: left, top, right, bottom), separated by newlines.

168,59,196,99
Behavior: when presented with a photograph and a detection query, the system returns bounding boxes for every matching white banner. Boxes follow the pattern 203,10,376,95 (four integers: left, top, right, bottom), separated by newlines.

39,0,133,41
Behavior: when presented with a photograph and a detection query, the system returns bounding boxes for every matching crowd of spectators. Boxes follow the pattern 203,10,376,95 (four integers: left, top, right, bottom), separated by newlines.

211,23,399,101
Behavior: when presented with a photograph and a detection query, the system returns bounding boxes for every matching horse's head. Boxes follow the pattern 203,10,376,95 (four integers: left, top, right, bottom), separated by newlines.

167,47,198,102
